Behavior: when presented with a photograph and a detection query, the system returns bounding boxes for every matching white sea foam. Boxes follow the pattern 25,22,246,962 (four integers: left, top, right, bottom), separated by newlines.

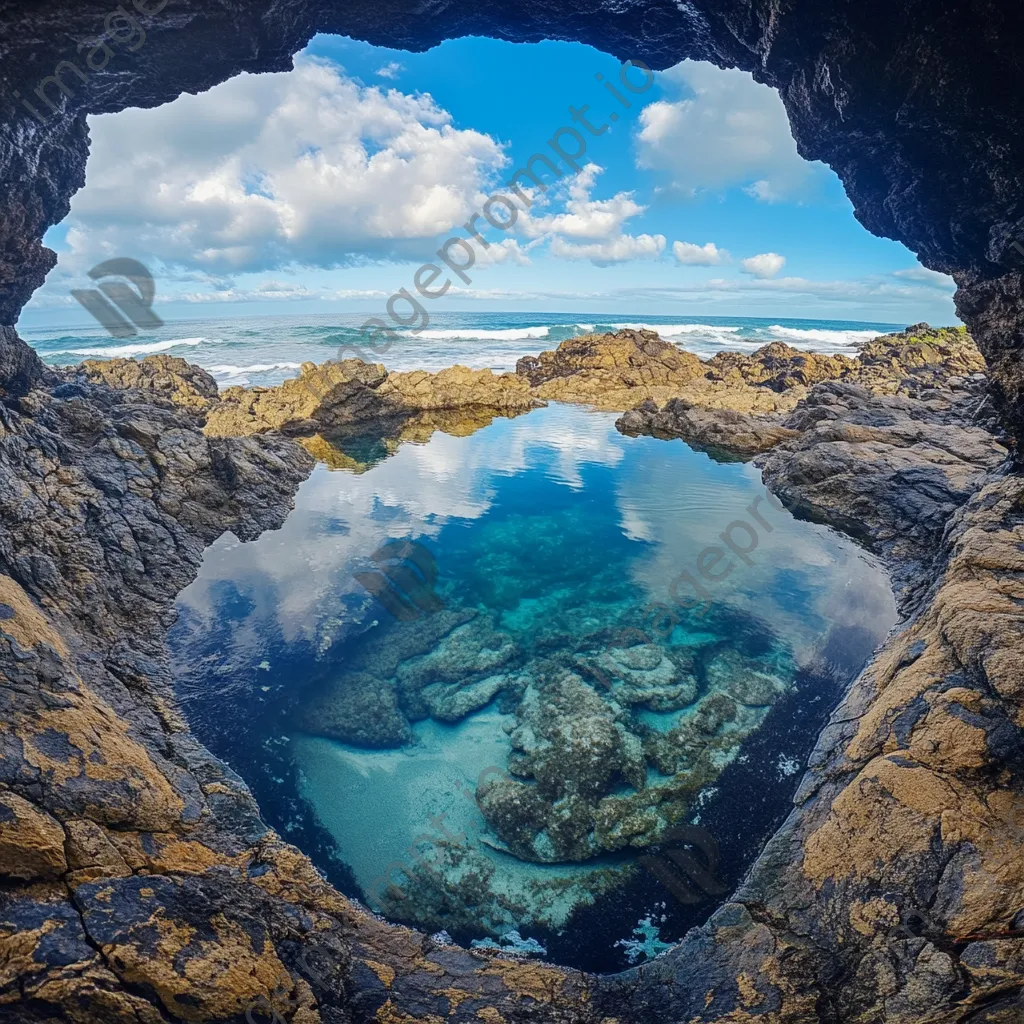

207,362,303,376
604,322,743,335
54,337,209,358
767,325,883,350
404,327,554,341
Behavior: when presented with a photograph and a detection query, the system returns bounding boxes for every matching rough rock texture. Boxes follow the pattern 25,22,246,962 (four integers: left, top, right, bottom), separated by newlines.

78,355,220,413
205,358,543,437
757,380,1008,605
618,324,997,458
0,370,596,1024
600,471,1024,1024
519,329,801,413
522,324,988,422
619,396,802,455
2,1,1024,1021
704,324,986,395
2,4,1024,444
0,326,49,397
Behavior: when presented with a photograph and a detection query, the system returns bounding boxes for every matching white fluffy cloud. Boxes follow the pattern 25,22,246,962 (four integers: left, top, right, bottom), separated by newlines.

60,57,508,276
741,252,786,278
518,164,665,265
672,241,728,265
636,61,822,202
549,233,666,263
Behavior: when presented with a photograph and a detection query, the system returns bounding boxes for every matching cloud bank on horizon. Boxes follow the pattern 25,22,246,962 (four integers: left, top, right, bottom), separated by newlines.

27,39,958,324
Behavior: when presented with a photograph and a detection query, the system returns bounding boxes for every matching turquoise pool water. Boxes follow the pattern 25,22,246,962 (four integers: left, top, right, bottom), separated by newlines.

170,402,896,970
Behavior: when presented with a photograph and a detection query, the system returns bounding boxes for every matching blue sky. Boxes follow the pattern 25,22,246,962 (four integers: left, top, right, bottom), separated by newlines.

22,35,959,328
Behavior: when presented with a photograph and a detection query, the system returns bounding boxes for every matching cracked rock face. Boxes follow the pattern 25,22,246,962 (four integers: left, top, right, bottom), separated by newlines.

2,2,1024,1022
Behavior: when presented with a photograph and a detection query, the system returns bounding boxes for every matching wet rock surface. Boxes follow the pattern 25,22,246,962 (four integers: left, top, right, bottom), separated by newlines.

1,0,1024,1017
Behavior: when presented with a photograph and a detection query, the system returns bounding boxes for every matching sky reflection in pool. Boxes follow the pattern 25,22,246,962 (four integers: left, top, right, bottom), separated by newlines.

171,403,896,970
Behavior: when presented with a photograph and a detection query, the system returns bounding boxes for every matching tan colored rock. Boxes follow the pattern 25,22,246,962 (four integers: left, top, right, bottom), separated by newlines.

517,328,716,410
516,331,809,413
705,342,855,389
205,358,543,437
0,791,67,880
517,323,988,419
618,397,802,455
63,818,132,884
853,322,986,390
79,355,219,413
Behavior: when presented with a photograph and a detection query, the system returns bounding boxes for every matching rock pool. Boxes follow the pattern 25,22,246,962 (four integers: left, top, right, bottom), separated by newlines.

170,402,896,971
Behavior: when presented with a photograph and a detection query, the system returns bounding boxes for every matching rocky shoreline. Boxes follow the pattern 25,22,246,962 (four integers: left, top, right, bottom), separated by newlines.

1,323,1022,1023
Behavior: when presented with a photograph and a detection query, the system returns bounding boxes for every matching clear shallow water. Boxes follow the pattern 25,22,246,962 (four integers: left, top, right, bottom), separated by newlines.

169,403,896,971
23,310,905,389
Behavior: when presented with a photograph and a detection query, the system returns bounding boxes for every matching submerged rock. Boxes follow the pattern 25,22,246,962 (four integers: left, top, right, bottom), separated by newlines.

396,618,518,692
421,672,515,722
702,648,791,707
479,673,646,861
594,643,699,712
292,671,412,748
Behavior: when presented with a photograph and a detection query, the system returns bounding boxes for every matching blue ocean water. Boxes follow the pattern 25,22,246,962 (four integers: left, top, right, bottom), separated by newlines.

168,402,897,971
22,310,907,389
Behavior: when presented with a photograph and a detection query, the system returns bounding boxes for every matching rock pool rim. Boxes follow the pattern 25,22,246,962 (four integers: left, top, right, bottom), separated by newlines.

2,2,1023,1021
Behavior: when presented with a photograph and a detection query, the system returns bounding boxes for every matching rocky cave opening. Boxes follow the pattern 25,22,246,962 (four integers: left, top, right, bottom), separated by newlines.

1,2,1023,1023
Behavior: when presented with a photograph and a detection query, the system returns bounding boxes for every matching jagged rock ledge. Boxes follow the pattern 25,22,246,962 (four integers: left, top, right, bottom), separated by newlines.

616,323,1007,605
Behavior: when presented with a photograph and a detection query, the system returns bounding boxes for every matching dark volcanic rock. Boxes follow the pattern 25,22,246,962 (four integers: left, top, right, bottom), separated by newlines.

2,3,1024,1023
760,378,1009,607
0,369,595,1023
0,325,48,396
